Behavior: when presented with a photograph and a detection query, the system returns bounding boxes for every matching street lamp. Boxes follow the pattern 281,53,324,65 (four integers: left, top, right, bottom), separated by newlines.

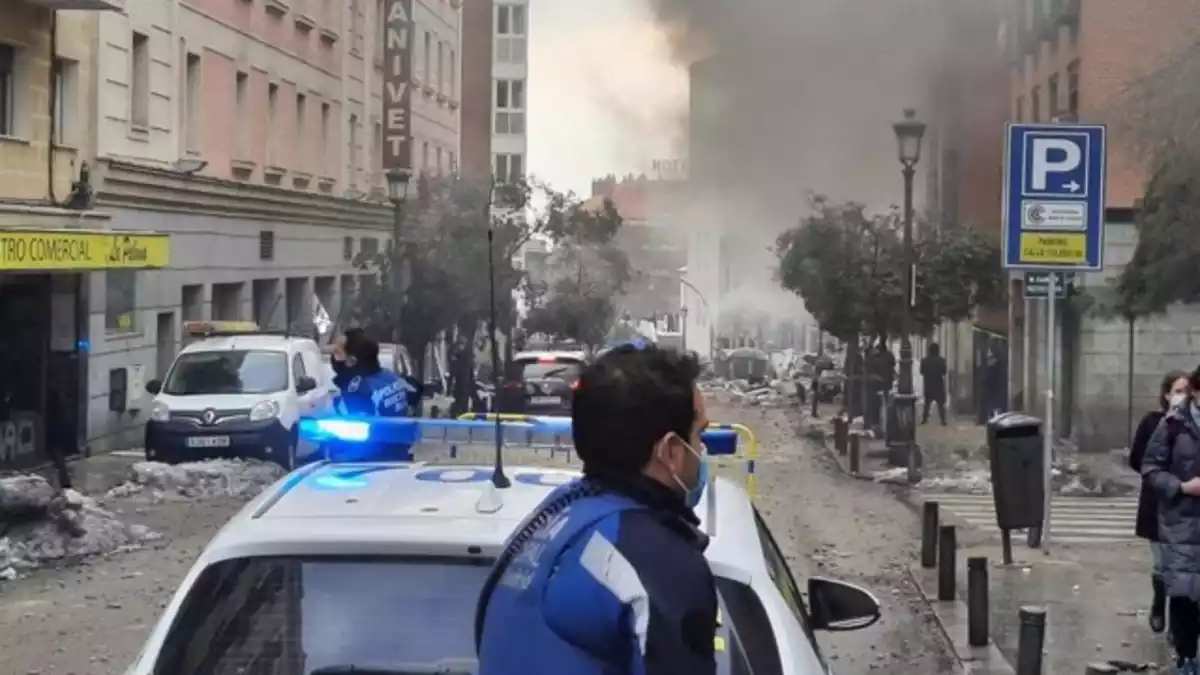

386,168,412,337
892,108,926,482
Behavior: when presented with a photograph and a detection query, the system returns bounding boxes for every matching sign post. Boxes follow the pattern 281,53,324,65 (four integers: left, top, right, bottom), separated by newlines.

1003,122,1107,554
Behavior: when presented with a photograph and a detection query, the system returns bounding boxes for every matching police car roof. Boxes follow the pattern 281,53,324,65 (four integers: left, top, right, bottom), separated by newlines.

200,461,764,577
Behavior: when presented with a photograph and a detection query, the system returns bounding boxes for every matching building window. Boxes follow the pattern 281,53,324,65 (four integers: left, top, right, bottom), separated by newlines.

184,53,201,153
373,121,382,172
234,72,248,158
348,113,359,186
1067,59,1079,116
376,0,386,55
437,40,444,94
0,44,14,137
1030,85,1041,123
130,32,151,129
448,49,456,98
52,57,78,145
320,102,331,172
495,4,527,64
435,147,442,173
422,141,429,171
1015,95,1024,122
423,31,432,83
1047,74,1059,118
267,82,279,164
343,236,353,261
494,153,523,183
106,271,138,333
494,79,525,135
259,231,275,260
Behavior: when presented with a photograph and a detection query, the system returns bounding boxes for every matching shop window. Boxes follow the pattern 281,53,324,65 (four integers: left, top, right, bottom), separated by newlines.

106,270,138,333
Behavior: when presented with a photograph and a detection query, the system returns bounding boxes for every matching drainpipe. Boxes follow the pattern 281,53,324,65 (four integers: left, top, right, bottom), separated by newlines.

47,9,58,203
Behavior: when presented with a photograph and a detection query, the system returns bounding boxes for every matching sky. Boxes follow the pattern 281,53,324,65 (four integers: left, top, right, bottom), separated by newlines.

526,0,687,197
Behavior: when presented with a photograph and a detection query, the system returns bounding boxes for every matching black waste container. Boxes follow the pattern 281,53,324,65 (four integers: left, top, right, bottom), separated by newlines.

987,412,1045,530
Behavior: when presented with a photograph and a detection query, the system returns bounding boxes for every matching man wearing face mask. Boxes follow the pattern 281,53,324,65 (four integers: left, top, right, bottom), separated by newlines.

475,343,717,675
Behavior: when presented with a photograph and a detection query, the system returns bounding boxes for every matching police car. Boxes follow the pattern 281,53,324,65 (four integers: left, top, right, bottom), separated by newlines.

143,321,335,469
123,417,880,675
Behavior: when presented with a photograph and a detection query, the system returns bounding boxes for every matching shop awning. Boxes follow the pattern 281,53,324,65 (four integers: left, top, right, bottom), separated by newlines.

0,229,170,271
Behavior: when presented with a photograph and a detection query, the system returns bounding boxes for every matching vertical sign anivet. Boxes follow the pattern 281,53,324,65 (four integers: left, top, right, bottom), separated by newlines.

382,0,413,171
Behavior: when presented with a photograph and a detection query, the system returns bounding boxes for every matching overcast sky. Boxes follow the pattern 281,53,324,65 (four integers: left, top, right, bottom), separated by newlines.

526,0,687,196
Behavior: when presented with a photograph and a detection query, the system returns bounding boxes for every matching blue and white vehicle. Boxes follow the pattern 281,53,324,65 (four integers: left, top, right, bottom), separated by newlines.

123,417,880,675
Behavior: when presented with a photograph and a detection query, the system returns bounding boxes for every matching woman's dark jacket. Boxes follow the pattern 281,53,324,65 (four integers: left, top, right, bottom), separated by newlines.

1142,406,1200,599
1130,409,1165,541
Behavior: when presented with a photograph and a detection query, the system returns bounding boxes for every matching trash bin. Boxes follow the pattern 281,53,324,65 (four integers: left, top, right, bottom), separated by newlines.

987,412,1045,530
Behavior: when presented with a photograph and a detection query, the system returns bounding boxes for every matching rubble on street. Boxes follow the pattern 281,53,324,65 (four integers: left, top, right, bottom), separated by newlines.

105,459,285,502
0,473,160,579
699,376,798,408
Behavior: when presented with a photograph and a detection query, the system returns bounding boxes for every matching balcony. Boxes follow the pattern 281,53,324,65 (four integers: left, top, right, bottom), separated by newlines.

22,0,122,10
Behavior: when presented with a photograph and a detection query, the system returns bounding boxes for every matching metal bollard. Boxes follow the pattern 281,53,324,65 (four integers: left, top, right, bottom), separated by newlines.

834,416,848,455
921,502,939,569
937,524,957,602
849,434,861,474
1083,665,1117,675
1015,606,1047,675
967,557,989,647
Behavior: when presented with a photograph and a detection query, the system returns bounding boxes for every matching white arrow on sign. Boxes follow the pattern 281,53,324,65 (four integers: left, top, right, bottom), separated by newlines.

1063,180,1081,192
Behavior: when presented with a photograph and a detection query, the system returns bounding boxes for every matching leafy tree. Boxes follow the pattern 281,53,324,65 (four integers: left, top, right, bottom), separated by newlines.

521,195,628,345
775,194,1003,342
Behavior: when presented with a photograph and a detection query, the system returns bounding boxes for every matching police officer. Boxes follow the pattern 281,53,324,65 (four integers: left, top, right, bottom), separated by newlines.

475,344,717,675
339,338,418,417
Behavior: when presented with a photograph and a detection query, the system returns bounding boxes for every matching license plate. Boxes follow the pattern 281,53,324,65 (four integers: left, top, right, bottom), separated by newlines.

531,396,561,405
187,436,231,448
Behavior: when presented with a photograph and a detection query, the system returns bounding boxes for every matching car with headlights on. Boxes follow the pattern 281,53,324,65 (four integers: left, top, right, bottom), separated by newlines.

143,321,335,468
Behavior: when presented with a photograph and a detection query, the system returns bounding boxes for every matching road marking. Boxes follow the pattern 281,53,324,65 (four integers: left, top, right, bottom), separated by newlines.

919,492,1139,544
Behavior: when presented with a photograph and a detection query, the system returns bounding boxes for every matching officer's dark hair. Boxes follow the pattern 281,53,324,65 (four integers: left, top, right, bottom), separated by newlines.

572,344,701,475
353,338,382,373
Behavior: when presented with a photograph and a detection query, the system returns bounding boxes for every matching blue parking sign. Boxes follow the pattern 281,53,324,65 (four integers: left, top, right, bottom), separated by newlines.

1003,124,1107,271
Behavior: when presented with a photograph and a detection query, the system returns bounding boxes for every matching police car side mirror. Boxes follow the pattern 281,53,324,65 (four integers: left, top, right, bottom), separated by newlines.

296,376,318,394
145,379,162,395
806,577,881,632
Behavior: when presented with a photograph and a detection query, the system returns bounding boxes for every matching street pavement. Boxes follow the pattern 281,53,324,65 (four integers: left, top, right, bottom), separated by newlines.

0,394,960,675
918,492,1139,545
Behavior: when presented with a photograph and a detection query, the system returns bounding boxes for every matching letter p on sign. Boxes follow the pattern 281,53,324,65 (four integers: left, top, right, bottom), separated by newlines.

1030,138,1081,191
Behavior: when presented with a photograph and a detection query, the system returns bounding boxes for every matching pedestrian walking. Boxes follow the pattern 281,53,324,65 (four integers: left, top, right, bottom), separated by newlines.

920,342,948,425
1141,364,1200,674
475,344,718,675
1129,370,1189,633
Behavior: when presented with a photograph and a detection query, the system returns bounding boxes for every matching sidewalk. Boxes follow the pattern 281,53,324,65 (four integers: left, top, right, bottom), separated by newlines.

918,542,1171,674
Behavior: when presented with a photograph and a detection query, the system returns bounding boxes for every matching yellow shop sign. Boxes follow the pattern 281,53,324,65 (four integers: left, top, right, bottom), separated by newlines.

0,230,170,271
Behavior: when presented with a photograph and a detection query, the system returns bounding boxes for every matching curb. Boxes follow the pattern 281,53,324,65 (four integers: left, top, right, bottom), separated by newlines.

904,565,1016,675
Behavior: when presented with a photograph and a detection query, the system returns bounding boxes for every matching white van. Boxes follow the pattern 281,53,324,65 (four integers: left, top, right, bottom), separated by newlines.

144,321,335,468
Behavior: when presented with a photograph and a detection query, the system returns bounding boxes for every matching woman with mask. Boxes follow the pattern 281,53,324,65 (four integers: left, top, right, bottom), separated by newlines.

1143,365,1200,674
1130,370,1189,633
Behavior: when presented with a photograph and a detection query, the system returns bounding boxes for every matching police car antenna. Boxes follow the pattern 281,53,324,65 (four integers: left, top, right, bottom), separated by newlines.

486,222,510,489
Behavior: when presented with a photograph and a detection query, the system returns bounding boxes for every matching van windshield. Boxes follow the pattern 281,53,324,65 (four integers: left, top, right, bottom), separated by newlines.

163,350,289,395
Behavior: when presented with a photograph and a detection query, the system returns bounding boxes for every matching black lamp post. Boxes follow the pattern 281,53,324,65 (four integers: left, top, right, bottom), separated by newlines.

386,168,412,333
891,108,926,481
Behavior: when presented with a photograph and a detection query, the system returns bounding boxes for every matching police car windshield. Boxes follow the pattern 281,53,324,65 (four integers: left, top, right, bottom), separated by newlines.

162,350,289,395
152,555,492,675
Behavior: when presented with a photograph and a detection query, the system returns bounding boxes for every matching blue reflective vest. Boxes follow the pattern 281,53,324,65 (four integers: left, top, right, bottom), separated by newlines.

477,482,645,675
338,369,414,417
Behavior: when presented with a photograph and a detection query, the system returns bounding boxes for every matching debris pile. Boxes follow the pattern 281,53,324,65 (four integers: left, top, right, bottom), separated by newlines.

700,378,793,408
106,459,285,502
0,474,159,578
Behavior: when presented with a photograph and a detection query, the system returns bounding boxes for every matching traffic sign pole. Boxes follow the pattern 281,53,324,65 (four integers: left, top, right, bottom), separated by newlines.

1041,273,1055,554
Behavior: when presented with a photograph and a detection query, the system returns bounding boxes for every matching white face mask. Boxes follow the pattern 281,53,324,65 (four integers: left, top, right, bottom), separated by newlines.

1171,392,1188,408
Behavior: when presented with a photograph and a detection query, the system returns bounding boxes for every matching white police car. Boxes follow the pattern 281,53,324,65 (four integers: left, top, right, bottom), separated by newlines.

123,418,879,675
144,321,335,469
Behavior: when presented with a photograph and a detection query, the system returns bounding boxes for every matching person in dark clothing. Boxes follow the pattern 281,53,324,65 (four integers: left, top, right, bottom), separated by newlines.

1142,365,1200,674
1131,370,1190,634
476,344,717,675
920,343,948,425
330,328,365,392
339,339,420,417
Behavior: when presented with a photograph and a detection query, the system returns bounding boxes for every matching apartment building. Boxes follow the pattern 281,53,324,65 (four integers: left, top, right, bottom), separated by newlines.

1003,0,1200,449
490,1,526,185
0,0,122,471
0,0,466,458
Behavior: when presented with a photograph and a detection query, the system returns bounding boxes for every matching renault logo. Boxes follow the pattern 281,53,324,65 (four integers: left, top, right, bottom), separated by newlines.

202,409,216,425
